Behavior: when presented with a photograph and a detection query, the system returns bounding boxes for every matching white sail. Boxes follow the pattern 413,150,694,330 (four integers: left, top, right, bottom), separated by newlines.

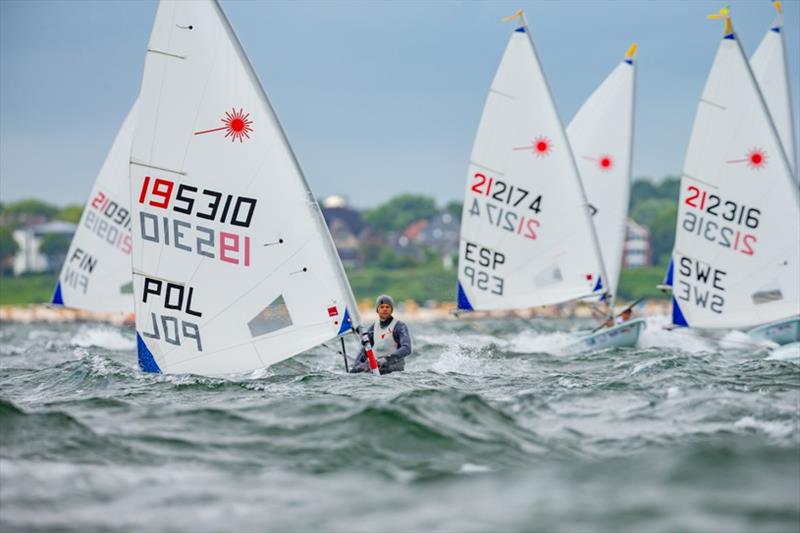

130,0,360,376
52,101,138,314
567,45,637,305
670,15,800,329
456,19,606,312
751,1,796,176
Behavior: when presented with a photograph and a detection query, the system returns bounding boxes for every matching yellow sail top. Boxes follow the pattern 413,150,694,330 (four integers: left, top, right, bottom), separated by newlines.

707,7,733,36
501,10,524,23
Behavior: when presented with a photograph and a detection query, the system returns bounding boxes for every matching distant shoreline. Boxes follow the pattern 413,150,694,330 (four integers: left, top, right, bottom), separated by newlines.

0,300,671,325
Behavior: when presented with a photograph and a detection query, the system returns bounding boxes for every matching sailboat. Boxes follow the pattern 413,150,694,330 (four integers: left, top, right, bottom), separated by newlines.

51,101,138,314
660,3,799,346
667,8,800,340
456,11,639,350
129,0,376,377
566,43,646,348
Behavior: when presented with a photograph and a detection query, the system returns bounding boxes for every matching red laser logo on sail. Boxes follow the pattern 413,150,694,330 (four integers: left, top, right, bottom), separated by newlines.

727,148,767,170
194,108,253,142
513,136,552,157
583,154,614,171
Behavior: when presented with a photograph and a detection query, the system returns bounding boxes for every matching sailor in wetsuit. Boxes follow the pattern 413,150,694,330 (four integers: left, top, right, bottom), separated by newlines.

350,294,412,375
603,307,633,328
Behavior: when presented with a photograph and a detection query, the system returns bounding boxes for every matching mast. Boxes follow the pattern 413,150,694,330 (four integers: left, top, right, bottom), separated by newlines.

772,1,797,176
612,43,638,314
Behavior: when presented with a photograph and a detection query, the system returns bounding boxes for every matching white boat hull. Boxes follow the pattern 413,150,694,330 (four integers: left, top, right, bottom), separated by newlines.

572,318,646,351
747,316,800,346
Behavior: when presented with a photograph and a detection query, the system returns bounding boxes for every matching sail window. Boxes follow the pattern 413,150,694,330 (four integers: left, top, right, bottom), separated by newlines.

534,264,563,287
752,289,783,305
248,295,293,337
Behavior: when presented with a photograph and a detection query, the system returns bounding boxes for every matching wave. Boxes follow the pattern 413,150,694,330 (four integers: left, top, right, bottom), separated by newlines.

70,325,136,351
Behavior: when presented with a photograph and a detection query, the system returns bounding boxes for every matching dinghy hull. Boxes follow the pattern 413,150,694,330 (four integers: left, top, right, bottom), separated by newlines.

747,316,800,346
573,318,646,351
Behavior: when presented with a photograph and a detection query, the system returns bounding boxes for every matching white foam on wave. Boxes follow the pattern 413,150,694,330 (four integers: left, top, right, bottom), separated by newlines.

430,344,494,375
766,342,800,361
458,463,492,474
718,330,776,351
85,352,113,375
416,332,506,352
734,416,795,439
638,315,716,354
506,329,577,356
70,325,135,351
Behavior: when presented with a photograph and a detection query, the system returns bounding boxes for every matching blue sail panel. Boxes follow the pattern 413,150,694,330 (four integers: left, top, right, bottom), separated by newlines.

337,308,353,336
671,296,688,327
51,281,64,306
137,333,162,373
457,282,474,311
663,258,674,287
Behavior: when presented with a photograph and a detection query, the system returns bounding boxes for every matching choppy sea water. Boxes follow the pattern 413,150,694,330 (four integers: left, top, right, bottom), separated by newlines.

1,317,798,532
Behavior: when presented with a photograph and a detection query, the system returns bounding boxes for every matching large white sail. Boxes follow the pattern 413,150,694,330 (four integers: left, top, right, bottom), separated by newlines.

662,1,796,294
750,0,796,176
130,0,360,376
457,14,607,312
52,101,138,314
567,44,637,306
670,10,800,329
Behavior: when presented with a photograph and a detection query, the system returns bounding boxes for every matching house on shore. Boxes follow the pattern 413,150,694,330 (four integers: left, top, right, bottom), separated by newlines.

12,221,76,275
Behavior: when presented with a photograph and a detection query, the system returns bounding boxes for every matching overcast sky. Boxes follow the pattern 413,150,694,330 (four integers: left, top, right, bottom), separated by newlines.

1,0,798,209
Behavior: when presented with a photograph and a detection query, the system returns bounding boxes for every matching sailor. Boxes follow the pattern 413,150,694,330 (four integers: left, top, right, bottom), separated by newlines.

350,294,412,375
603,307,633,328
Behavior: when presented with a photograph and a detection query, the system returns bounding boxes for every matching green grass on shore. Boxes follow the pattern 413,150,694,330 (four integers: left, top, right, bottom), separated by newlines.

346,264,457,304
0,273,57,305
617,266,669,302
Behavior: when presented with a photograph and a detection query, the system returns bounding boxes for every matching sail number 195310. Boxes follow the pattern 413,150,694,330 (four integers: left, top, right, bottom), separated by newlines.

138,176,257,227
136,176,256,268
